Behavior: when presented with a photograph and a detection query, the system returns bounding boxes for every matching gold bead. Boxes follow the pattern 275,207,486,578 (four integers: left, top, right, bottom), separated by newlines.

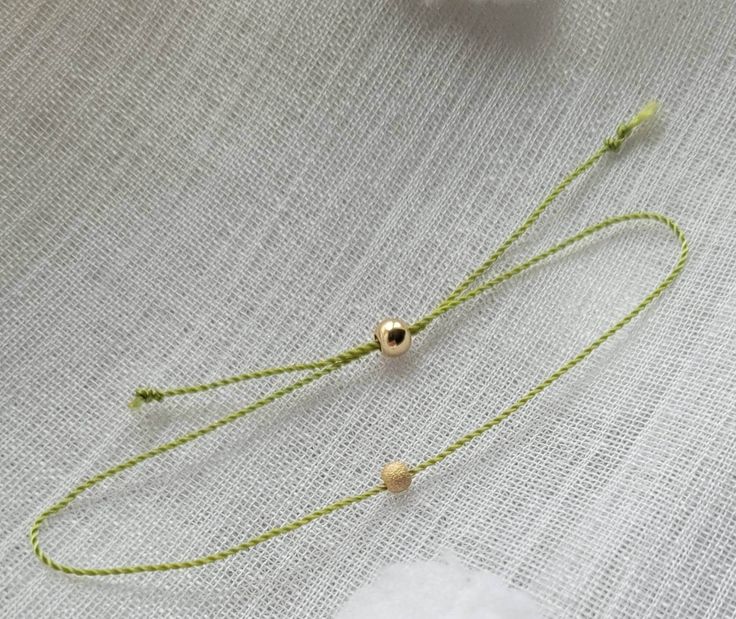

380,461,412,493
373,317,412,357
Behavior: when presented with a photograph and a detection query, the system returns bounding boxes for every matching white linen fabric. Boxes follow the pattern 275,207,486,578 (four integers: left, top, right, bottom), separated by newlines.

1,1,735,617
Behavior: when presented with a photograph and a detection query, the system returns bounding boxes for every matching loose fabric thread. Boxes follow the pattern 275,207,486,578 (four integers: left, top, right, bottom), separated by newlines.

30,102,689,576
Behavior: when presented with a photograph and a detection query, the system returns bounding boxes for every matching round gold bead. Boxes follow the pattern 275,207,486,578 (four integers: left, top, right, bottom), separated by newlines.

380,461,412,493
373,317,412,357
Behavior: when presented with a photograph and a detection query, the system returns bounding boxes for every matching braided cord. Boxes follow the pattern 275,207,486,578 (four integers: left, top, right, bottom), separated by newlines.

30,102,687,576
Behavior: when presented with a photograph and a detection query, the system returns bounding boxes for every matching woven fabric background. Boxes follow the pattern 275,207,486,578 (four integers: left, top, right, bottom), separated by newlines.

2,0,735,617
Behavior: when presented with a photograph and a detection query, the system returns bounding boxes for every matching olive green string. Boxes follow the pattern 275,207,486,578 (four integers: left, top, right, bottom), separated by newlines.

30,101,688,576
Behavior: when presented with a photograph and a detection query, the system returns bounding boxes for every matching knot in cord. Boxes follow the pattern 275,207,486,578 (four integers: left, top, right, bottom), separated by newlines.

603,100,659,151
129,388,165,409
604,124,632,151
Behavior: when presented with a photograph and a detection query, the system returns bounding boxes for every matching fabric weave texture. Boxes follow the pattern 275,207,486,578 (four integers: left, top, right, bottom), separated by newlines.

2,1,735,617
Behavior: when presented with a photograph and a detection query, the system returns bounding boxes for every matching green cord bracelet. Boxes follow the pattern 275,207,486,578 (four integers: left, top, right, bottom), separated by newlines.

30,101,688,576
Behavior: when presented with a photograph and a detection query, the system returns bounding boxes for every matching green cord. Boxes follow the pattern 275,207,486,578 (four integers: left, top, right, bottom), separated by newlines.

30,101,688,576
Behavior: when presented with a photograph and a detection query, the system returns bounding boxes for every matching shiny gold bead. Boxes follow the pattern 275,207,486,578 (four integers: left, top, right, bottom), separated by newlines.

380,461,412,493
373,317,412,357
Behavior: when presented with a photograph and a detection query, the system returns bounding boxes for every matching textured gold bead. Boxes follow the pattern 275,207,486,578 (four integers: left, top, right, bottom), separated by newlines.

380,461,412,493
373,317,412,357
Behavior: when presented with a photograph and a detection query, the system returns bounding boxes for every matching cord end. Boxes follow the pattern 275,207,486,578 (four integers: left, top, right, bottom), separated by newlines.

605,100,660,151
630,100,660,128
128,388,164,409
